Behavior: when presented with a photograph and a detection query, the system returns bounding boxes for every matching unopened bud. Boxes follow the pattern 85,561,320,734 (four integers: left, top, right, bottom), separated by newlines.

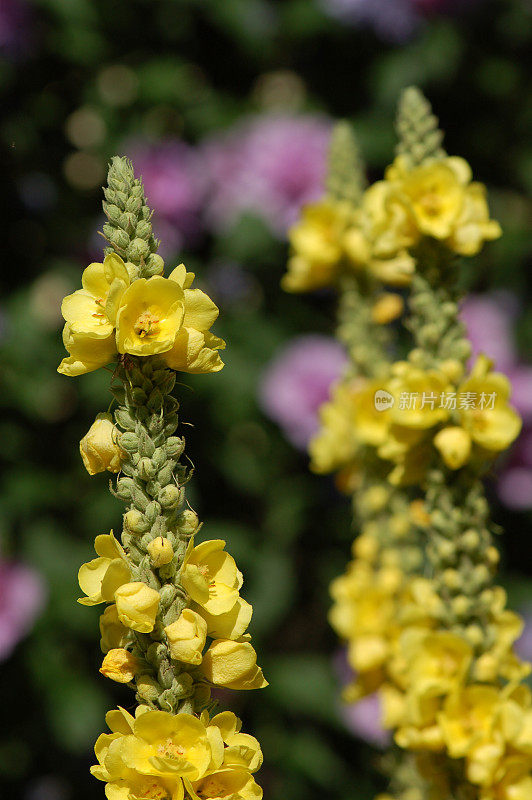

371,293,404,324
147,537,174,568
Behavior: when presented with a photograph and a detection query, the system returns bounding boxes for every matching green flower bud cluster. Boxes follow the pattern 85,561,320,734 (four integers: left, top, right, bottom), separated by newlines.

102,156,164,279
395,85,446,169
337,273,391,381
326,120,367,207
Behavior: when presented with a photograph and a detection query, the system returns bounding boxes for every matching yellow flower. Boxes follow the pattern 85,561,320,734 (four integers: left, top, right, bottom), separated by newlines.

164,609,207,665
180,539,242,616
78,531,131,606
100,648,141,683
114,582,161,633
437,685,501,759
446,182,501,256
147,537,174,568
433,425,472,470
196,598,253,641
371,293,404,324
309,382,357,475
203,711,263,773
389,366,451,431
457,356,522,453
186,769,262,800
105,772,183,800
386,156,471,240
344,180,418,285
201,639,268,690
61,253,130,338
282,200,348,292
79,413,125,475
116,276,185,356
99,604,133,653
162,265,225,374
109,709,212,781
58,323,117,376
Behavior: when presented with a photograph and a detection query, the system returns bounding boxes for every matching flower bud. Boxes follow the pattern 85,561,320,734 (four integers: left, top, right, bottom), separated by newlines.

126,237,150,262
114,582,160,633
434,426,471,470
135,674,161,702
165,437,185,458
201,639,268,690
165,610,207,665
100,648,140,683
144,253,164,276
371,293,404,324
124,509,150,535
158,484,183,509
80,413,125,475
147,537,174,567
138,457,156,480
176,509,199,536
116,477,135,500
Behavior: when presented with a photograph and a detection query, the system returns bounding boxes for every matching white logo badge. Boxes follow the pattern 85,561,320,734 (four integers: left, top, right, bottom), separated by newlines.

374,389,394,411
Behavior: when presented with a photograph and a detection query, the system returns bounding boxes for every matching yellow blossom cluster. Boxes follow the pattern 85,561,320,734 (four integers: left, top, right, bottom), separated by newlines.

310,355,521,486
58,255,225,376
282,154,500,294
79,535,267,692
92,706,263,800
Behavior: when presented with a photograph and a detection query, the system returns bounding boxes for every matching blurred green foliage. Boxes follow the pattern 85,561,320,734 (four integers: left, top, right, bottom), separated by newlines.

1,0,531,798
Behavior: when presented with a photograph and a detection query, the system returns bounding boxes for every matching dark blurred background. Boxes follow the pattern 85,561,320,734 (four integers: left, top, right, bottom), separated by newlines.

1,1,532,798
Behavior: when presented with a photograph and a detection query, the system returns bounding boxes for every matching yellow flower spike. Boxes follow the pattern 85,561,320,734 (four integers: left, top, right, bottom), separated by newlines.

186,768,263,800
61,253,130,338
100,648,141,683
147,537,174,568
434,426,472,470
58,323,117,376
196,597,253,641
164,609,207,665
78,531,131,606
180,539,242,616
114,581,161,633
116,276,185,356
163,266,226,374
112,709,212,781
99,603,132,653
201,639,268,690
79,413,125,475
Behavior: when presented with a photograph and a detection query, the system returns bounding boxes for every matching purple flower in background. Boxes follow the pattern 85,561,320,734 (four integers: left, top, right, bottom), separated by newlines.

460,293,532,510
320,0,421,42
125,140,207,259
516,606,532,664
201,114,332,237
0,0,32,59
0,559,46,661
259,335,347,448
333,649,391,747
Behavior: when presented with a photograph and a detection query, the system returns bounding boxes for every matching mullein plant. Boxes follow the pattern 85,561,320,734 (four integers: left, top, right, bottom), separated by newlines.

283,89,532,800
58,157,266,800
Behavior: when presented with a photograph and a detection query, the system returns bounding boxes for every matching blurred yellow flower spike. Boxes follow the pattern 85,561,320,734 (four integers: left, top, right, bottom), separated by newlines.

79,413,125,475
201,639,268,690
114,581,160,633
164,609,207,665
181,539,243,616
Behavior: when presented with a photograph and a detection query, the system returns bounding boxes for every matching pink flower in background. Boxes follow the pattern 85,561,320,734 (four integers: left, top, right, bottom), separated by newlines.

0,559,46,661
259,335,347,448
201,114,332,237
460,292,532,510
125,140,207,259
